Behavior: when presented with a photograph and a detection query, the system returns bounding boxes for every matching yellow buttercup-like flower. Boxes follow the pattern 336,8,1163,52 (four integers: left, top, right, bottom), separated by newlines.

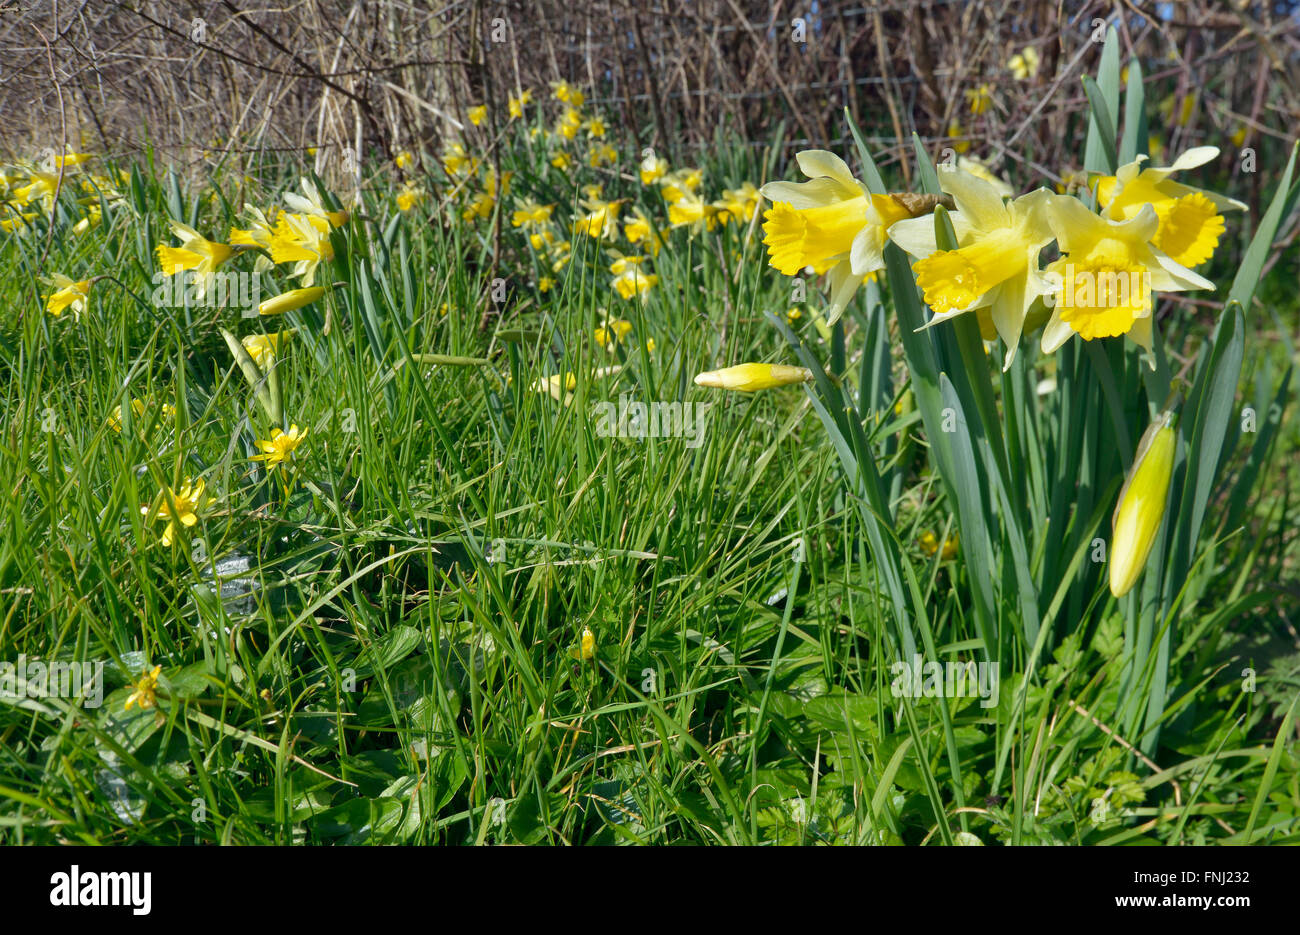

143,477,207,546
252,424,309,471
1109,413,1176,597
889,164,1055,370
569,627,596,662
920,530,960,560
693,363,814,392
1095,146,1246,268
125,665,162,711
1040,195,1213,357
761,150,913,324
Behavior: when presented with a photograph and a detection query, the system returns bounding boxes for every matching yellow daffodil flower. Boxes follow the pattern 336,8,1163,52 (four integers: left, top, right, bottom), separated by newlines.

693,362,814,392
551,81,585,107
715,183,761,226
258,285,326,317
511,199,554,228
889,164,1055,369
241,330,294,369
1109,413,1176,597
508,90,532,119
1095,146,1246,268
1008,47,1040,80
43,274,92,318
468,104,487,126
267,214,334,285
1040,195,1213,357
920,530,960,559
573,200,623,239
761,150,914,324
965,84,994,116
283,177,349,228
623,209,664,256
640,154,668,185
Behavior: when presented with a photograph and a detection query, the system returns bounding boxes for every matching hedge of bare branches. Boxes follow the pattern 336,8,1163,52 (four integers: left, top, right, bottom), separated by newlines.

3,0,1298,190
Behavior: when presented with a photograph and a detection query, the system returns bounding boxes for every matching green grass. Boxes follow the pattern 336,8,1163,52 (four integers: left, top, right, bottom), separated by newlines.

1,96,1298,844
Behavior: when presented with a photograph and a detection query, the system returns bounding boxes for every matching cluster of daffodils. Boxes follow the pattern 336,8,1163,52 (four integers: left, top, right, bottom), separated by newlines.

755,145,1240,369
415,82,761,322
2,148,127,238
3,149,129,318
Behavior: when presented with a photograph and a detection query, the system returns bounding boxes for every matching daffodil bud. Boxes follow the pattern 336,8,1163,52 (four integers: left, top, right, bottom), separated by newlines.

693,363,813,392
258,286,326,316
1109,413,1176,598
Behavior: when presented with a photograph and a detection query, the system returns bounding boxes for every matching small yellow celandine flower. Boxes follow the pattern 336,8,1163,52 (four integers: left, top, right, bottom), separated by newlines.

1008,47,1040,80
251,424,309,471
107,397,175,433
919,530,959,560
1095,147,1246,268
569,627,596,662
241,330,294,369
640,154,668,185
551,81,584,107
125,665,162,711
43,274,92,318
539,277,555,294
468,104,488,126
258,286,325,317
965,84,994,116
508,90,532,119
786,307,802,324
511,199,554,228
1039,196,1213,357
693,363,814,393
761,150,914,324
395,150,414,169
1109,414,1176,597
888,164,1055,370
550,151,573,172
143,477,206,546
